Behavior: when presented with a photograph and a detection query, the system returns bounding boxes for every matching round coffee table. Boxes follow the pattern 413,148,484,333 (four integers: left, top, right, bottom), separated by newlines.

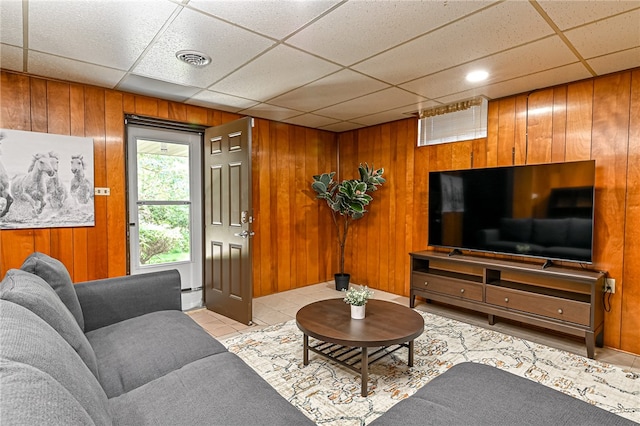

296,298,424,396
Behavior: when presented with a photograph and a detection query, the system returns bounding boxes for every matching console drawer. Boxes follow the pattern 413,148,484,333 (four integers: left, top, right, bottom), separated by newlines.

486,286,590,326
412,273,483,302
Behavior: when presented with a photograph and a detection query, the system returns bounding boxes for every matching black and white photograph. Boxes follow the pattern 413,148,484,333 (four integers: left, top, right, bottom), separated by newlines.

0,129,95,229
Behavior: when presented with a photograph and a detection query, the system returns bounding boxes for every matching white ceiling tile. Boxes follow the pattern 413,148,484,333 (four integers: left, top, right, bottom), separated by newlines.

282,114,340,129
588,47,640,75
186,90,259,112
28,0,179,70
269,69,389,111
401,36,577,99
565,9,640,59
188,0,341,39
354,1,554,85
287,0,494,66
315,88,428,121
351,106,420,127
28,51,125,88
320,121,365,132
435,63,593,104
0,0,23,47
240,103,301,122
133,7,274,88
209,45,340,101
537,0,640,30
118,74,200,102
0,43,24,72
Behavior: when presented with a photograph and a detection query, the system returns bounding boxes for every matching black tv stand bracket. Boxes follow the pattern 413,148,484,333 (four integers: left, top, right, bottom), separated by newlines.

542,259,554,269
409,251,605,359
448,249,463,257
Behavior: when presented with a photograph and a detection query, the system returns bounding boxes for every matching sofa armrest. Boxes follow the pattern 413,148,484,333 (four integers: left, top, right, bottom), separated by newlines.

75,269,181,332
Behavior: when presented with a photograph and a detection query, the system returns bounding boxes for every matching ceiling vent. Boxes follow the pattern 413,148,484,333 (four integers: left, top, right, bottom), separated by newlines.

417,97,488,146
176,50,211,67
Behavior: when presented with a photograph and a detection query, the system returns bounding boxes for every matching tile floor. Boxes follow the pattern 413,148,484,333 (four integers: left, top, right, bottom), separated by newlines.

188,282,640,372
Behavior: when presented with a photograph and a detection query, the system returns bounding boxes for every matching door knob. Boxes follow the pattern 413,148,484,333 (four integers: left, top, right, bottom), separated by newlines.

234,230,254,238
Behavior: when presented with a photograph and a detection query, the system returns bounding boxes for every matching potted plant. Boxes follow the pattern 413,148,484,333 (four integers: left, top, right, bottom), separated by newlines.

343,285,374,319
311,163,385,290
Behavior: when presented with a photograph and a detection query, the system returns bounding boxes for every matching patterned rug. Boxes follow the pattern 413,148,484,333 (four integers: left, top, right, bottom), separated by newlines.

222,310,640,425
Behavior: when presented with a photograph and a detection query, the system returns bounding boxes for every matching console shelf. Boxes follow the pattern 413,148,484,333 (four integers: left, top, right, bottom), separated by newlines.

410,251,605,358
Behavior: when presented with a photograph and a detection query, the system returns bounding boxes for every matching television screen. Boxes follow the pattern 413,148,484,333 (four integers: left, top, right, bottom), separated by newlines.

428,160,595,264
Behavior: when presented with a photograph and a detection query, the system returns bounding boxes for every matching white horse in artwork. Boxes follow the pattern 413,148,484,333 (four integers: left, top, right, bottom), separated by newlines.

11,152,56,215
0,140,13,218
45,151,68,209
70,154,93,204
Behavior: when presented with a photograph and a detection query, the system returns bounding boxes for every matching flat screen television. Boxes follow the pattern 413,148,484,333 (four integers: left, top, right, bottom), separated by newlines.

428,160,595,265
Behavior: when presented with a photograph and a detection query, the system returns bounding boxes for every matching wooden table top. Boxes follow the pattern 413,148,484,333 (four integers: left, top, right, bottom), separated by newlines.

295,298,424,347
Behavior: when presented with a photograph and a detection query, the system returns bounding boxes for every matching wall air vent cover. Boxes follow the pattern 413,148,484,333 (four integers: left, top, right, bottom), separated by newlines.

417,97,488,146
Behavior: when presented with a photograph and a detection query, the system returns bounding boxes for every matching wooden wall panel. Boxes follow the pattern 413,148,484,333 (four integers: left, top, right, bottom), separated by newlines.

497,97,516,166
622,69,640,354
591,72,631,349
527,89,554,164
565,80,594,162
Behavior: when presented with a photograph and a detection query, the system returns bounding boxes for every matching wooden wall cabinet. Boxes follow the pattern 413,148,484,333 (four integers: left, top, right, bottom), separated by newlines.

410,251,605,358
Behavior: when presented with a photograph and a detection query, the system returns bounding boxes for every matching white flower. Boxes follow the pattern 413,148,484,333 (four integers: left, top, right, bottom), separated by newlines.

342,285,374,306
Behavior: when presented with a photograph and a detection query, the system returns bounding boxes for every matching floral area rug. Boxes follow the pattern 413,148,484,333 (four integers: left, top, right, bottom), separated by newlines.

222,311,640,425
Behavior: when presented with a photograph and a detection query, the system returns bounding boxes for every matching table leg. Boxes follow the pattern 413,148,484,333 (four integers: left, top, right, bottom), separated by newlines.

361,347,368,397
408,340,414,367
303,334,309,365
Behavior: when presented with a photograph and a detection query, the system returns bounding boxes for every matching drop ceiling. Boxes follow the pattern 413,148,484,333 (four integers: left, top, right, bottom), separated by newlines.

1,0,639,132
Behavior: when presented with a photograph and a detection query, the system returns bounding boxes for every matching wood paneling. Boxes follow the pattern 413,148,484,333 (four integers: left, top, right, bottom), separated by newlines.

622,69,640,354
0,71,336,299
337,68,640,355
2,67,639,355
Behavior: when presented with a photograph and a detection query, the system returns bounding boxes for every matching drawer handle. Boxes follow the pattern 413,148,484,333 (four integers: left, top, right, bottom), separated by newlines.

460,288,465,294
504,297,509,303
558,308,563,314
424,281,428,286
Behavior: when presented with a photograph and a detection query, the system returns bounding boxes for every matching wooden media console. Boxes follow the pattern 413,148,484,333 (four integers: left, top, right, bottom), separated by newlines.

410,251,606,359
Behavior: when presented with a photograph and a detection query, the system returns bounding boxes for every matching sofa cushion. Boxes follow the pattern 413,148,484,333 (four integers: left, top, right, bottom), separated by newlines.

370,362,634,426
567,217,593,249
531,218,569,247
0,269,99,379
500,218,532,242
86,310,228,398
21,252,84,331
0,358,95,425
110,352,314,426
0,300,111,425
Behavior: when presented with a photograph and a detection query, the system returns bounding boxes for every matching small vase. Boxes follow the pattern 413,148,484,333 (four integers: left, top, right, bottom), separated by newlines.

351,304,365,320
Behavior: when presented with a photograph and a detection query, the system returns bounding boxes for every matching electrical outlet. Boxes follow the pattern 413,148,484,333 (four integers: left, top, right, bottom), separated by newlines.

605,278,615,294
94,187,110,196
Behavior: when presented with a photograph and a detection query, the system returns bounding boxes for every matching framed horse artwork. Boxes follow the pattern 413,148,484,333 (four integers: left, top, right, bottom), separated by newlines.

0,129,95,229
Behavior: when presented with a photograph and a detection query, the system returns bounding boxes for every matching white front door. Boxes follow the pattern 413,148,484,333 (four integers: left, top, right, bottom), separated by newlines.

126,125,203,310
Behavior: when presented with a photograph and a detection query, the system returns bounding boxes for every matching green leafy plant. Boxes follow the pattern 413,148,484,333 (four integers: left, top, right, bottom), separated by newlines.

342,285,374,306
311,163,385,275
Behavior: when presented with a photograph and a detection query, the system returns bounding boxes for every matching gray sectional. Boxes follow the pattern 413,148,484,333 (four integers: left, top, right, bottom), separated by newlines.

1,252,634,425
0,252,313,425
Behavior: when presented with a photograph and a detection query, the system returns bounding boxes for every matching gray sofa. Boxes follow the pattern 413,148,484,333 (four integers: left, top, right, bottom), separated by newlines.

372,362,636,426
478,217,592,260
0,252,313,425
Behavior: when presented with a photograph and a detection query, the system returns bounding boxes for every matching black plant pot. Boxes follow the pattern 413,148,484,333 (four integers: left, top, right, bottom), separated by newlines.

334,273,350,291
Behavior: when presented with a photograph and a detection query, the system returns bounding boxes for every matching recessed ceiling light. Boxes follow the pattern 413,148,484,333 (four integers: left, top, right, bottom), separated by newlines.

176,50,211,67
466,70,489,83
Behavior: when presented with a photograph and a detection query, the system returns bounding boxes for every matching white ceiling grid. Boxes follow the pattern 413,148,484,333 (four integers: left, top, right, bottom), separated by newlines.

0,0,638,132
